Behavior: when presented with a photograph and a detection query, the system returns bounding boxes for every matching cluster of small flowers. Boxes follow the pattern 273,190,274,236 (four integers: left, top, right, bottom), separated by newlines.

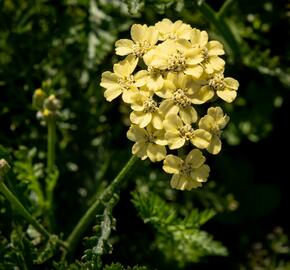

100,19,239,190
33,88,61,123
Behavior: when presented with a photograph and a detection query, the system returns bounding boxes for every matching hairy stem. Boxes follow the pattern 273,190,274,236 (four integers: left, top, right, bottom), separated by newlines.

65,155,139,258
47,119,56,172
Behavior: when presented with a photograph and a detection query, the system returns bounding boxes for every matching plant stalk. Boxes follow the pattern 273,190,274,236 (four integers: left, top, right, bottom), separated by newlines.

65,154,139,258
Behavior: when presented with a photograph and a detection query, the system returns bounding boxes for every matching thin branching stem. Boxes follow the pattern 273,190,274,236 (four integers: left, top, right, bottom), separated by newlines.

65,155,139,259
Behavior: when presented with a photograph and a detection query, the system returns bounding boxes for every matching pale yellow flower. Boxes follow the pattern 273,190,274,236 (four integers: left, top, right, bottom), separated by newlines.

163,149,210,190
206,72,239,102
115,24,158,58
198,107,229,155
158,72,214,124
163,114,211,150
145,66,165,91
143,39,203,79
127,124,167,162
100,55,147,102
155,18,192,41
190,29,225,74
129,89,163,129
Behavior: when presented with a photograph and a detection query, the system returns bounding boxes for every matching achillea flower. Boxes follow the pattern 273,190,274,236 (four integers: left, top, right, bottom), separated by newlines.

101,55,147,103
129,89,163,129
115,24,158,59
198,107,229,154
157,72,213,124
155,18,192,41
163,149,210,190
127,125,167,162
206,72,239,103
190,28,225,74
163,114,211,150
143,39,203,78
101,19,239,190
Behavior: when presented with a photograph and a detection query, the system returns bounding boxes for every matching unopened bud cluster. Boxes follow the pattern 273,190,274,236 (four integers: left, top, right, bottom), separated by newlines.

33,89,61,123
100,19,239,190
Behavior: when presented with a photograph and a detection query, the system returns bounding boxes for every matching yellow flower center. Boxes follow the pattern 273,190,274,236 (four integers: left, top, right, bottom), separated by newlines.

208,73,225,91
145,132,156,143
143,98,158,113
167,50,186,71
132,41,151,57
173,89,191,108
179,125,194,140
118,75,135,90
180,162,192,177
210,125,221,137
201,47,209,61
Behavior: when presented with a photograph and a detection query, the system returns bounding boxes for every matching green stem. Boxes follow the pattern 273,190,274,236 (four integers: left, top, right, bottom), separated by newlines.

65,155,139,258
196,2,241,61
46,118,57,231
47,119,56,172
0,181,50,239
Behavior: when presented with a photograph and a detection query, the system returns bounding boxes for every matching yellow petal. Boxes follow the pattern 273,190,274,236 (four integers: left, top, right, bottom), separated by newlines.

217,89,237,103
208,56,225,71
163,155,182,174
190,85,214,104
147,143,166,162
134,70,148,87
130,111,152,128
163,113,183,130
131,24,145,43
190,28,208,47
122,87,138,103
184,65,203,79
191,164,210,182
207,135,222,155
224,77,239,90
132,141,147,160
207,107,229,128
191,129,212,149
179,106,197,124
185,149,205,168
100,71,119,89
198,115,215,131
207,41,224,56
127,125,147,142
159,100,179,116
115,39,134,55
153,129,167,145
104,87,122,102
146,26,159,45
165,132,185,149
147,74,164,91
151,113,163,130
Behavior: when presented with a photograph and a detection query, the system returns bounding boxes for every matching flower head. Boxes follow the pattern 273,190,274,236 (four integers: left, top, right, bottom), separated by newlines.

101,20,239,190
163,149,210,190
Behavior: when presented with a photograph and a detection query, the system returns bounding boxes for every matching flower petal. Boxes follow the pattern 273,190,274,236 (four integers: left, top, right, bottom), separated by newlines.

207,135,222,155
127,125,147,142
131,24,145,43
130,111,152,128
163,155,182,174
217,89,237,103
224,77,239,90
190,85,214,104
115,39,134,56
207,41,224,56
179,106,197,124
191,164,210,182
100,71,119,89
147,143,166,162
151,113,163,130
132,141,147,160
185,149,206,168
184,65,203,79
104,87,122,102
191,129,212,149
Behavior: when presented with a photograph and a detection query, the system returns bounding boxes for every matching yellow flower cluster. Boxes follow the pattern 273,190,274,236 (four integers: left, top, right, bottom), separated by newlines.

100,19,239,191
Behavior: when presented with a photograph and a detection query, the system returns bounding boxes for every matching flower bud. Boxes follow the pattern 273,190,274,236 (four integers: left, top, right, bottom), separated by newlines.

44,95,61,112
33,88,46,109
0,159,10,180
